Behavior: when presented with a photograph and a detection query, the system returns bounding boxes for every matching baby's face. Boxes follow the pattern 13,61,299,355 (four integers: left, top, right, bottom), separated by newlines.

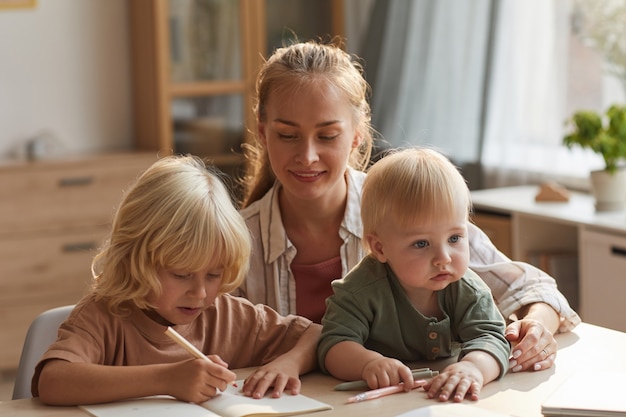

367,205,469,296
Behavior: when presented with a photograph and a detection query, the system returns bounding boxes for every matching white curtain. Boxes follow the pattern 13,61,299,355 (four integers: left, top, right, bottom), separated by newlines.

354,0,493,166
347,0,626,190
481,0,595,189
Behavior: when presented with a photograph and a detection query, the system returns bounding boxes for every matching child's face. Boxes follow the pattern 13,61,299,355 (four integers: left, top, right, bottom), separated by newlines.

366,204,470,297
146,265,224,326
258,79,361,204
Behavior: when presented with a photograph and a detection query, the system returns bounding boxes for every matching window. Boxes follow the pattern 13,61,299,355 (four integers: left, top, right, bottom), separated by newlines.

346,0,626,190
482,0,626,190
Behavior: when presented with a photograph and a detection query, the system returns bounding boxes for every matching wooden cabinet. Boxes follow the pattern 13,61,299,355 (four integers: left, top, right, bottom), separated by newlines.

471,211,513,259
129,0,264,173
128,0,344,178
0,152,157,371
579,228,626,333
471,185,626,332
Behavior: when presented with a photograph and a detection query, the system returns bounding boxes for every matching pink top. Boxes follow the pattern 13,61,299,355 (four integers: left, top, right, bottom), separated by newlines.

291,256,342,323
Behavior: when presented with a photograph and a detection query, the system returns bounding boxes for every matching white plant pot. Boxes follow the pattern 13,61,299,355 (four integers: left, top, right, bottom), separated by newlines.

590,168,626,211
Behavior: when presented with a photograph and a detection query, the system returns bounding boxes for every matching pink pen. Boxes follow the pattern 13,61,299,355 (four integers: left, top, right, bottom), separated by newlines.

346,379,426,404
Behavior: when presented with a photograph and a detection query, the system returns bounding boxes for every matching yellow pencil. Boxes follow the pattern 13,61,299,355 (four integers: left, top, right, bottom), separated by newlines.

164,326,237,387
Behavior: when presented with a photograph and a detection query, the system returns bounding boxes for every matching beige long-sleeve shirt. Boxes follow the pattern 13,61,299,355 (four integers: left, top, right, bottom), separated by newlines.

238,168,580,333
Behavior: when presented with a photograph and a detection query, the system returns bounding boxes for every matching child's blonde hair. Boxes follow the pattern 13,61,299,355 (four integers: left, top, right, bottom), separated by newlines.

91,155,251,315
240,39,374,208
361,147,471,253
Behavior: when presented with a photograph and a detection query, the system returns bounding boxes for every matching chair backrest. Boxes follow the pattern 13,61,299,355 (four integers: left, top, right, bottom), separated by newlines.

12,305,74,400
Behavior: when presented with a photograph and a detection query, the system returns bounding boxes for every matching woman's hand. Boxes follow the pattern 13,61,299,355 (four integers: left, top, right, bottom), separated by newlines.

506,318,557,372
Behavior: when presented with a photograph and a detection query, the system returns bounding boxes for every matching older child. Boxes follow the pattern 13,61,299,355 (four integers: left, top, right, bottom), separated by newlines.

318,147,510,402
34,155,321,406
237,39,578,374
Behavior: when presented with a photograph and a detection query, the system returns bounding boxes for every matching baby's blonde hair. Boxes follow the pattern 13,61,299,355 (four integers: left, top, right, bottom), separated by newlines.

361,147,471,253
91,155,251,315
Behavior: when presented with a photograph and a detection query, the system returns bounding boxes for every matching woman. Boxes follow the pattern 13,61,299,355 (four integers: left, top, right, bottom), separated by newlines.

237,39,580,373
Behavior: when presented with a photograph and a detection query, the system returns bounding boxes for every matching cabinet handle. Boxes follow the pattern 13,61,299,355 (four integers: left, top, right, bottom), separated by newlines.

58,176,94,187
610,246,626,257
62,242,98,253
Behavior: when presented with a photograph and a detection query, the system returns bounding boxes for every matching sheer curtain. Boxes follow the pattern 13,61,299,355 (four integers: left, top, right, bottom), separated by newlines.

347,0,622,190
481,0,598,190
355,0,492,169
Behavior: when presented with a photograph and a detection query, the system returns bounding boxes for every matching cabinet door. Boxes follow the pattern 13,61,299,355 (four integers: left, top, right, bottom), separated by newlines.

0,153,156,234
472,211,512,258
130,0,262,168
168,0,249,166
0,228,101,367
579,228,626,332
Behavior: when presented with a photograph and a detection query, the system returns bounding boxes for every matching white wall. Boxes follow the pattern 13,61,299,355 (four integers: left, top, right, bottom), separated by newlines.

0,0,132,160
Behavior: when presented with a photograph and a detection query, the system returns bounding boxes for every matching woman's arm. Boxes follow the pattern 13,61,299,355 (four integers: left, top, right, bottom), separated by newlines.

467,223,579,330
466,223,580,371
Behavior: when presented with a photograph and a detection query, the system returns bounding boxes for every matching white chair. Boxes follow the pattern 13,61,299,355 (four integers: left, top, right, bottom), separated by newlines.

12,305,74,400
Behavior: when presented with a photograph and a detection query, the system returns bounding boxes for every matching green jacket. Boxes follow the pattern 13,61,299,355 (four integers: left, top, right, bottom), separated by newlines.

318,255,511,378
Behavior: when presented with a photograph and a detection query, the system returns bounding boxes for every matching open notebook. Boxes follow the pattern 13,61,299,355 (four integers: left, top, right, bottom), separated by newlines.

80,380,332,417
542,370,626,417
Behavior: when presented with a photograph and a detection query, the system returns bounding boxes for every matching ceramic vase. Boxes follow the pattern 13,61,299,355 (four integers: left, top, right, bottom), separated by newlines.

590,168,626,211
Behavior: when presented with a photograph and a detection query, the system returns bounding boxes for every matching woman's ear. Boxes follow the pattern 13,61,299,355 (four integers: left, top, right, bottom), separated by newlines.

366,233,387,263
351,133,363,150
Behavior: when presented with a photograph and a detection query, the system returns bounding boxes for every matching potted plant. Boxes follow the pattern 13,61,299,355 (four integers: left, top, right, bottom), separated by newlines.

563,104,626,211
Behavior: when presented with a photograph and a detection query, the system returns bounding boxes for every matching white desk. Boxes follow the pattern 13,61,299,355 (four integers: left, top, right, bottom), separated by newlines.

471,185,626,332
1,323,624,417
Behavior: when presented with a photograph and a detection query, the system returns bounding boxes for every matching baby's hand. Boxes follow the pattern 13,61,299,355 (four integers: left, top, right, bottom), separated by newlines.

423,362,484,402
361,357,414,390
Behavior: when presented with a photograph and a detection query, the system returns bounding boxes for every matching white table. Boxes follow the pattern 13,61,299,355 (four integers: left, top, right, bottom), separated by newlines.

1,323,624,417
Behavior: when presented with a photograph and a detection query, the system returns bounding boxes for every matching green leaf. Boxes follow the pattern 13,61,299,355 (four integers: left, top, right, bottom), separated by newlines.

563,105,626,173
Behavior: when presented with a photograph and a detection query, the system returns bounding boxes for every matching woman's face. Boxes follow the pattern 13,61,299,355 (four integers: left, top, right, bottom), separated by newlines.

258,79,362,203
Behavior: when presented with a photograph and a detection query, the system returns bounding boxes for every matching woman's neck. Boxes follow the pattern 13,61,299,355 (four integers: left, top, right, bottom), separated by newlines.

279,179,348,264
279,176,347,230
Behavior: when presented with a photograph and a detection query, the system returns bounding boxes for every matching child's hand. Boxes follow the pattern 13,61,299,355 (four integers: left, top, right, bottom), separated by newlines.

423,361,484,402
241,356,301,399
166,358,236,404
362,357,415,390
